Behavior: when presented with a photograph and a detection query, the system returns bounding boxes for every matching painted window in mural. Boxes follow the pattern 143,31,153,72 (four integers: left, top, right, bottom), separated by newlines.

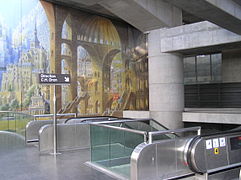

0,0,50,113
61,43,72,57
62,14,72,40
0,0,148,116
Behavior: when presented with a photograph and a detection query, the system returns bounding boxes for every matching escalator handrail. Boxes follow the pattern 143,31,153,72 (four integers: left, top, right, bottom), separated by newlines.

64,116,118,123
199,126,241,138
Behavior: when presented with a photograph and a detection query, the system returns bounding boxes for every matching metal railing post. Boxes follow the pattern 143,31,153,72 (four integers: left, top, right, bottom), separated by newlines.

148,132,152,144
143,132,147,143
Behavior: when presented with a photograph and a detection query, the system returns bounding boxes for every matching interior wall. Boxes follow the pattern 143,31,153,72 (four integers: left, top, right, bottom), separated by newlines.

0,0,149,116
222,49,241,83
0,0,50,114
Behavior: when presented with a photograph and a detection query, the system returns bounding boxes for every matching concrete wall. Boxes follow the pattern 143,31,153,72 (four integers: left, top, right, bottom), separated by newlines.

168,0,241,35
183,111,241,125
123,111,150,119
148,29,184,129
100,0,182,32
222,49,241,83
159,21,241,55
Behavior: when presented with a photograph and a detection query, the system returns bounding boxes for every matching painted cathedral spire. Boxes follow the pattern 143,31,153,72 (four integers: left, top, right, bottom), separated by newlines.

31,19,40,48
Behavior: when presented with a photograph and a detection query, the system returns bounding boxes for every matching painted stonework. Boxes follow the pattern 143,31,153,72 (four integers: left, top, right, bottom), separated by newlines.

0,1,148,116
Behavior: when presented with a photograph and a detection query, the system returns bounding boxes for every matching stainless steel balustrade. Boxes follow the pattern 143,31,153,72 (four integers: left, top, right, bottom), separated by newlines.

64,116,118,124
39,118,148,153
39,123,90,153
38,116,127,153
130,127,201,180
25,120,58,143
148,126,201,144
88,123,241,180
88,119,171,179
130,126,241,180
90,118,156,124
25,113,77,143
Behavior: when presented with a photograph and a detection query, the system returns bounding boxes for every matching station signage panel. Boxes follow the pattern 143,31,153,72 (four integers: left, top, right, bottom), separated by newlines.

38,73,71,84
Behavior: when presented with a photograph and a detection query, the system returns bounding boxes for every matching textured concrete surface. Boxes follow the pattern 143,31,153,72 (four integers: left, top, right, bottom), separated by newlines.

0,132,115,180
183,111,241,125
222,49,241,83
150,111,183,129
100,0,182,32
148,30,184,129
167,0,241,35
149,83,184,112
233,0,241,6
48,0,241,35
123,111,150,119
159,21,241,55
46,0,182,32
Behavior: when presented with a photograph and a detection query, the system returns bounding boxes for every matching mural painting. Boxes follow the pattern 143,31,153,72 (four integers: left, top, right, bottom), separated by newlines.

0,0,149,116
0,0,50,114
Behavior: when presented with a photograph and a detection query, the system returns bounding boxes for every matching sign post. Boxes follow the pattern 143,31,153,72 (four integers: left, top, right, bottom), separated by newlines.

53,85,57,155
38,73,71,155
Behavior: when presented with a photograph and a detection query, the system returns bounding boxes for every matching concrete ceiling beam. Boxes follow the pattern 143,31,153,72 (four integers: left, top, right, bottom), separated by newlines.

233,0,241,7
166,0,241,35
98,0,182,32
44,0,182,32
158,21,241,55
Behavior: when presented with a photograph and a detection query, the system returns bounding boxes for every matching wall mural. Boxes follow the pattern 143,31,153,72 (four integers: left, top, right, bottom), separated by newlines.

0,0,149,116
0,0,50,114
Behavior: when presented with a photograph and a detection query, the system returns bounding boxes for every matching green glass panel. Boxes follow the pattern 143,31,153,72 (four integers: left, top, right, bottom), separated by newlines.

0,112,33,136
90,125,110,162
90,123,146,179
90,120,177,179
0,112,9,131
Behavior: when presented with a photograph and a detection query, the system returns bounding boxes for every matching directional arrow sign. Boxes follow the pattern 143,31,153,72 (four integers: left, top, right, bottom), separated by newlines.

38,73,71,84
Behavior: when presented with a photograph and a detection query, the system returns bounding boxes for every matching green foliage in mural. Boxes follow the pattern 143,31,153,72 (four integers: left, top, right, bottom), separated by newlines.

0,0,50,115
9,99,19,110
0,0,149,117
23,85,36,108
0,104,10,111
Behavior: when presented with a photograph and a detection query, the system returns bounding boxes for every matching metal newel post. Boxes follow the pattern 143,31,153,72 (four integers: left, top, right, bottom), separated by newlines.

144,132,148,143
148,132,152,144
53,85,57,155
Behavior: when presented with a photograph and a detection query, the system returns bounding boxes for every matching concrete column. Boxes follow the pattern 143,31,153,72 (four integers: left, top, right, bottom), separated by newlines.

148,29,184,129
222,49,241,83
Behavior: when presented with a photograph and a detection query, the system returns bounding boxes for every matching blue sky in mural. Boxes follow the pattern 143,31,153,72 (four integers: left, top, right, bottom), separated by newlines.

0,0,37,29
0,0,50,90
0,0,49,54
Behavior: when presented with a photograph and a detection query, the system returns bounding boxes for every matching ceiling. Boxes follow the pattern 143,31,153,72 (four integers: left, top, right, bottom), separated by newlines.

43,0,120,20
43,0,203,25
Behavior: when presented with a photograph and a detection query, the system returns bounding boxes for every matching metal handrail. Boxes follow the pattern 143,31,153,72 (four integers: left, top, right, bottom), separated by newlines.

148,126,201,144
90,118,169,134
91,123,148,142
90,118,154,125
0,111,33,116
64,116,118,123
33,113,77,120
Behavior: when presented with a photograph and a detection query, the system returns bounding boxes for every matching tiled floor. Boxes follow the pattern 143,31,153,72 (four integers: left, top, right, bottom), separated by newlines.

0,131,115,180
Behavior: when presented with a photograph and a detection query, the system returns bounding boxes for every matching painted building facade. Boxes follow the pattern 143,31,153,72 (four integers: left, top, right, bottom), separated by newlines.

0,0,149,116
